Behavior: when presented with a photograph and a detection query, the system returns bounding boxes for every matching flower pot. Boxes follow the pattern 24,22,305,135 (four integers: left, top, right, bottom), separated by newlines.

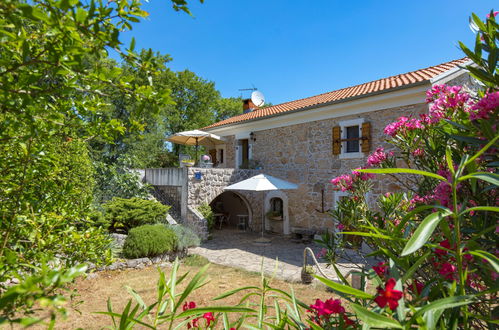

301,268,314,284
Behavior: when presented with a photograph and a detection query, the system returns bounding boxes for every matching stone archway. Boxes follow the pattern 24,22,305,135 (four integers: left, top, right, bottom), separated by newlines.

209,191,253,230
264,190,290,235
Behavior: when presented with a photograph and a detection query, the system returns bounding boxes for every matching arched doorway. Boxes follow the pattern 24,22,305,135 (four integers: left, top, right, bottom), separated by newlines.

210,191,252,230
265,191,290,235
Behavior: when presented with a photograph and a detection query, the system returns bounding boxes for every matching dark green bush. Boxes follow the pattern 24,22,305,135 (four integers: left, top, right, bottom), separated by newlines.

103,197,170,232
122,224,177,259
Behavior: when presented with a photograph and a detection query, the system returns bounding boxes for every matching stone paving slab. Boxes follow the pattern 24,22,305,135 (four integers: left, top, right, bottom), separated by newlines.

189,229,373,283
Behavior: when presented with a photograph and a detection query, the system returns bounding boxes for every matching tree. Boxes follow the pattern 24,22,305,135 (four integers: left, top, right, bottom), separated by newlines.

0,0,200,325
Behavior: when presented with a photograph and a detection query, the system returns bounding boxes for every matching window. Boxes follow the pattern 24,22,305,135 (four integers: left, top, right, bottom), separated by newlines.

219,148,224,163
333,191,349,209
338,118,365,159
270,197,283,216
345,126,360,153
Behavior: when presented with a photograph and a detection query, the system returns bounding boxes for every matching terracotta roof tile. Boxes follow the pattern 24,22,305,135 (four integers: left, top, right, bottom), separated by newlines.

205,58,469,129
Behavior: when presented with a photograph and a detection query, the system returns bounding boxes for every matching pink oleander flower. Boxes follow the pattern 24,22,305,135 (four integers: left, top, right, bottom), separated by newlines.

183,301,196,311
352,167,375,181
331,174,354,192
316,248,327,258
367,147,391,167
437,262,457,280
412,148,424,157
467,91,499,121
374,278,403,311
373,261,388,277
383,116,425,137
426,84,471,122
203,312,215,326
309,298,345,316
337,223,345,231
486,11,499,18
435,239,452,257
408,280,424,295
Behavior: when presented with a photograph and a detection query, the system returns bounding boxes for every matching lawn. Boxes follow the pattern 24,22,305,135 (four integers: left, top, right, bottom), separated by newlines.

54,256,335,329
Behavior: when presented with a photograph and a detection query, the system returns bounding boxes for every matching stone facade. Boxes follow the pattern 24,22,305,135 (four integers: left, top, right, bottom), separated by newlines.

220,103,428,232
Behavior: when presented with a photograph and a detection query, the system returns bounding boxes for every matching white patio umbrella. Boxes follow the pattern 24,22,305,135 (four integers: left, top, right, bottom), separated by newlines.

224,174,298,244
166,130,224,163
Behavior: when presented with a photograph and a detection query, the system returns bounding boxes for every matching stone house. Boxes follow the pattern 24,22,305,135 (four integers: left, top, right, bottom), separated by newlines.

146,58,474,238
198,58,475,235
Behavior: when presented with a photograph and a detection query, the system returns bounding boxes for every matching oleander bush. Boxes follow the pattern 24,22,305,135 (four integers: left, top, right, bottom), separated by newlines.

103,197,170,233
122,224,177,259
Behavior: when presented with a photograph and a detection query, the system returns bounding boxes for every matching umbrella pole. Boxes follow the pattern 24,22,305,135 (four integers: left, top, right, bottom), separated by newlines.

195,138,199,165
261,192,265,238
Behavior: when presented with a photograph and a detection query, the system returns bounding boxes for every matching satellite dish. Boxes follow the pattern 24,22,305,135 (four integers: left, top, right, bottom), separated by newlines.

251,90,265,107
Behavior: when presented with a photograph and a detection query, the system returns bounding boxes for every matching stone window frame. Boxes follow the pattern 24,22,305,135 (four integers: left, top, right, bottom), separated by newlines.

333,190,349,209
338,118,365,159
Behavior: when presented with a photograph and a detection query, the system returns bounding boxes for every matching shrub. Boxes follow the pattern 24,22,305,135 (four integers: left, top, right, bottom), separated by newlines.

103,197,170,233
170,225,200,250
122,224,177,259
197,203,215,230
183,254,209,267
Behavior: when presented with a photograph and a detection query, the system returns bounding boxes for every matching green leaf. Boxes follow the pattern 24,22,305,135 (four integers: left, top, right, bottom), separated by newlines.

176,306,255,318
213,286,260,300
411,296,475,322
459,206,499,216
356,168,446,181
314,275,373,299
445,146,455,175
468,250,499,273
464,135,499,167
351,303,402,329
401,250,431,283
458,172,499,186
401,209,453,256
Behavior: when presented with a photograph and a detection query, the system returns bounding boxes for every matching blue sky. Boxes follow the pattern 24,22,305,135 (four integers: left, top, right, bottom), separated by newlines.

117,1,496,105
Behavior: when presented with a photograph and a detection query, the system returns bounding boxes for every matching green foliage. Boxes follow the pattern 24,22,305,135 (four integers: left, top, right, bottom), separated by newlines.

170,225,201,250
122,224,177,259
0,0,195,324
197,203,215,231
93,157,150,204
103,197,170,233
183,254,209,267
0,264,88,328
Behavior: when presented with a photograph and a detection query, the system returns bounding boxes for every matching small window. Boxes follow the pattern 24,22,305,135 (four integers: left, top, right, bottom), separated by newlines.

219,149,224,163
338,118,365,159
346,126,360,153
270,197,283,216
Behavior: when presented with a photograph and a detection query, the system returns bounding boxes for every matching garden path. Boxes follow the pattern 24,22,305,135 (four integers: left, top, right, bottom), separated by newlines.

189,229,374,283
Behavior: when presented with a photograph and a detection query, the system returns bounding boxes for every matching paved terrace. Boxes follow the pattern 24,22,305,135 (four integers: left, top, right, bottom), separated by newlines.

190,229,375,283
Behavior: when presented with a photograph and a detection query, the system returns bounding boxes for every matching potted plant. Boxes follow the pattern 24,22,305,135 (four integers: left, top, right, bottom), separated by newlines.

181,159,195,167
301,265,314,284
266,210,282,221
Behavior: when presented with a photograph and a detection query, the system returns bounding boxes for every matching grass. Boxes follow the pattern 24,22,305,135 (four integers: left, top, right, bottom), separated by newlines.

49,255,336,329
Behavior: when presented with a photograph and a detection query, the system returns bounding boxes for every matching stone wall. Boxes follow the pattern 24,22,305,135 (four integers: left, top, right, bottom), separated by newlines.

227,102,428,232
186,168,260,208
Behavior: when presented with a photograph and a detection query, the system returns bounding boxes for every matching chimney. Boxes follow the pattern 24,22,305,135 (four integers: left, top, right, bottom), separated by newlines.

242,99,256,114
